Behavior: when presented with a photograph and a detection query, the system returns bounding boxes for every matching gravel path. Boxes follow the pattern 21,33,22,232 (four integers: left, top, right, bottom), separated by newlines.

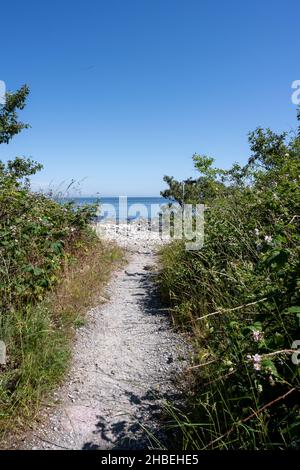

19,229,190,450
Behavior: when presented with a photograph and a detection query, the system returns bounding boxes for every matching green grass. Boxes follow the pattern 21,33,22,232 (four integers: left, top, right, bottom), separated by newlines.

0,87,125,446
0,231,123,445
158,120,300,449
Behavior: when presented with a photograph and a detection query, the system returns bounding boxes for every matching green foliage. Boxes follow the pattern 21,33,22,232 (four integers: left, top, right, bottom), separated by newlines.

159,113,300,449
0,85,30,144
161,154,228,206
0,159,97,311
0,86,110,439
0,86,97,313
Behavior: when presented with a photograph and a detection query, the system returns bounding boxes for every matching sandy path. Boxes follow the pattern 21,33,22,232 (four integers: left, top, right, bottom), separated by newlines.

20,244,189,450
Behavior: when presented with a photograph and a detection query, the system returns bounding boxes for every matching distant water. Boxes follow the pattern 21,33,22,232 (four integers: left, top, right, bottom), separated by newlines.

60,196,172,221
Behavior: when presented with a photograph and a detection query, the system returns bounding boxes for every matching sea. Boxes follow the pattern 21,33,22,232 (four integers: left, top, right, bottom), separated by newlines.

60,196,173,222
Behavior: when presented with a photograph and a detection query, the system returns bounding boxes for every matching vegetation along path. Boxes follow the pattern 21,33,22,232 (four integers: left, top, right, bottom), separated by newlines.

21,226,190,450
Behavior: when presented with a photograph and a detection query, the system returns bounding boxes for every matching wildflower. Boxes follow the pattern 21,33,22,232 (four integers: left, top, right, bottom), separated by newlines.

264,235,272,244
253,353,261,363
254,228,259,236
253,354,262,370
247,353,262,371
252,330,263,342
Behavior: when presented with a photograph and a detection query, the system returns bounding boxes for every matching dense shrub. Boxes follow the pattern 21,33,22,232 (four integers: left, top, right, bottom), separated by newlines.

0,86,121,439
159,114,300,449
0,86,97,312
0,159,96,311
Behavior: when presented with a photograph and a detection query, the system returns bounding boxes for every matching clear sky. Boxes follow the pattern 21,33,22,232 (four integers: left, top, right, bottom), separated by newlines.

0,0,299,196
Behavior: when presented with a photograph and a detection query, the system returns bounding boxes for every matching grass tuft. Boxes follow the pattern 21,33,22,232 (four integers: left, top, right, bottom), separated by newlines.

0,233,123,445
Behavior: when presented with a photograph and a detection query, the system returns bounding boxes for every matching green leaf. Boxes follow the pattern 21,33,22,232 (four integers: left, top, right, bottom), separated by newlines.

283,306,300,314
261,358,279,376
33,267,43,276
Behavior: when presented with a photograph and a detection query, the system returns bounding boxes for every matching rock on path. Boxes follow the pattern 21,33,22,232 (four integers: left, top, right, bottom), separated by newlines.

19,249,189,450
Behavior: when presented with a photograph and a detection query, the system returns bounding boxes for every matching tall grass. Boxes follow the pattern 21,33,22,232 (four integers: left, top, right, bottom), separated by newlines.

0,86,123,445
159,122,300,449
0,229,122,445
0,158,123,444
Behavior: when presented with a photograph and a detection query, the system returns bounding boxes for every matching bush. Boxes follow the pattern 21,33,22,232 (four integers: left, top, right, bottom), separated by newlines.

0,86,98,312
0,159,97,311
0,86,122,441
159,114,300,449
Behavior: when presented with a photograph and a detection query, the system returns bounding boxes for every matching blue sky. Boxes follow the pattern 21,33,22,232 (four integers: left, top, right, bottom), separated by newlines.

0,0,299,196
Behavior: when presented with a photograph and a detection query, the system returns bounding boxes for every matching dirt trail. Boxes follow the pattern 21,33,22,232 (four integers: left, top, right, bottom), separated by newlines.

20,243,190,450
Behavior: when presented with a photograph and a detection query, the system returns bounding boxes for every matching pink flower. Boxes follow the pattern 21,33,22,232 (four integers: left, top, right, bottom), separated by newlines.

253,354,261,363
247,353,262,371
252,330,263,342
